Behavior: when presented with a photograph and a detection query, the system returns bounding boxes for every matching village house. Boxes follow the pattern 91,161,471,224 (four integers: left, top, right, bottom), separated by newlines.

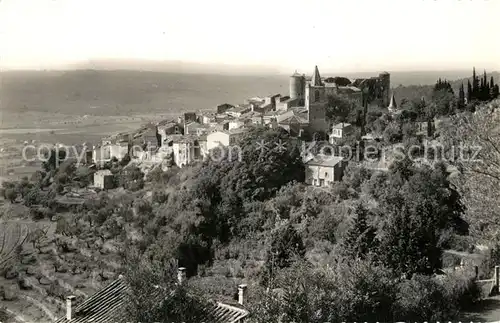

184,121,211,135
55,269,249,323
157,120,183,143
273,94,301,111
109,141,129,161
249,94,278,113
329,122,354,142
206,129,247,152
216,103,236,114
184,112,197,123
305,155,347,187
172,136,201,167
240,111,264,125
278,115,309,138
262,109,290,125
92,145,111,164
228,119,245,130
93,169,114,190
197,135,209,159
198,112,217,124
226,104,252,118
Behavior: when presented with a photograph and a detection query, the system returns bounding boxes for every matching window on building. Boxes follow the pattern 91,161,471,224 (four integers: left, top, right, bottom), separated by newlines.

325,172,328,178
314,90,320,102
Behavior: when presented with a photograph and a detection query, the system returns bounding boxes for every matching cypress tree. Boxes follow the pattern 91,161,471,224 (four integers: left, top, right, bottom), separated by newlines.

472,67,477,98
490,76,496,99
467,80,472,103
458,83,465,110
480,77,485,101
483,70,489,101
472,67,479,100
341,203,378,260
494,84,500,99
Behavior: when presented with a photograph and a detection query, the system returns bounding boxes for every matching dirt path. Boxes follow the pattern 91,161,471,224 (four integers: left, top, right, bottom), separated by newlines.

458,295,500,322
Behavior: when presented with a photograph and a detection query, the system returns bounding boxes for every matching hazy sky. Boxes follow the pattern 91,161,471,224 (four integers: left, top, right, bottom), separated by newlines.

1,0,499,73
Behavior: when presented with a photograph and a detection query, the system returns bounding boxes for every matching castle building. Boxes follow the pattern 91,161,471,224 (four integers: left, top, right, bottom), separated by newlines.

290,65,391,135
289,71,306,105
305,66,330,133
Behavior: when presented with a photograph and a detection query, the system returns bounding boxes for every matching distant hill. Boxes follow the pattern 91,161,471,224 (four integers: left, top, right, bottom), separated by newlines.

0,70,288,117
1,68,497,120
66,59,283,76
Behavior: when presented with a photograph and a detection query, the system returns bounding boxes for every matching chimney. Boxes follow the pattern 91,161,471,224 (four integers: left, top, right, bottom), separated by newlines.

238,284,247,305
66,295,76,321
177,267,186,284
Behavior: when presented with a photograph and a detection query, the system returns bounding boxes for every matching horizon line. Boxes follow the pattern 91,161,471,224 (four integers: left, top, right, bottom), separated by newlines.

1,66,498,76
1,58,498,76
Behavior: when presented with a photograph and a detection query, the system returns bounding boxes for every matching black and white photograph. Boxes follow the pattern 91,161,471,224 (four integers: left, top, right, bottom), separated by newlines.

0,0,499,322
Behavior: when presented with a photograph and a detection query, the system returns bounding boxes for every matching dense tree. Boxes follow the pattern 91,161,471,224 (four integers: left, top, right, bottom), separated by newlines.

123,255,216,323
119,165,145,191
432,79,457,116
467,67,497,103
42,148,67,172
326,95,360,122
379,161,466,277
383,122,403,144
265,224,305,285
4,188,17,202
340,203,378,260
251,259,398,323
441,100,500,240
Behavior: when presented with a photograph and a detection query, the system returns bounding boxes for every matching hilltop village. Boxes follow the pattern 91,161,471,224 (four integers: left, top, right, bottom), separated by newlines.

88,66,396,189
1,66,500,323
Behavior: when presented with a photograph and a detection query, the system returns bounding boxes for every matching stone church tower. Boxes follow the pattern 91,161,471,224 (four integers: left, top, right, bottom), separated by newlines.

305,66,329,134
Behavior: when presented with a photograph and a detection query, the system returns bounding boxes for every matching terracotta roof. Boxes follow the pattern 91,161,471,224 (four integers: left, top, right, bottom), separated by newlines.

264,110,288,117
227,128,247,135
157,119,178,126
290,107,307,114
332,122,352,129
95,169,113,176
279,115,309,125
233,105,252,113
55,277,249,323
306,155,344,167
282,97,298,104
55,278,127,323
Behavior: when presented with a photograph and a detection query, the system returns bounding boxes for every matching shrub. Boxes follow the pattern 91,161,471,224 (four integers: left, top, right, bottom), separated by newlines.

394,274,455,321
442,273,482,309
251,259,397,322
4,188,17,202
30,207,52,220
394,273,481,321
152,191,168,204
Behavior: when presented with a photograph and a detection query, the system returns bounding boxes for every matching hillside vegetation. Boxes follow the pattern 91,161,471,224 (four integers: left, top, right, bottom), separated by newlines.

1,72,500,322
